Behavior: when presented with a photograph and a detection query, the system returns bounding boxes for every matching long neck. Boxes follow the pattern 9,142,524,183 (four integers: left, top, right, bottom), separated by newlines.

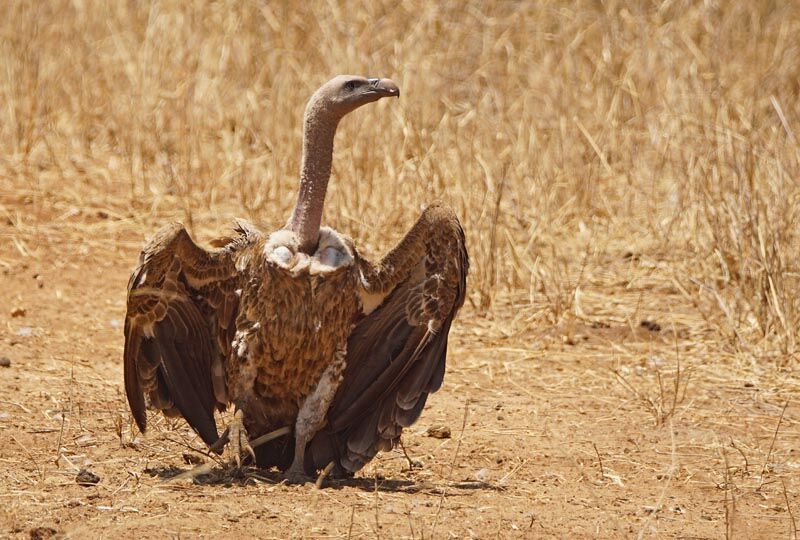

289,100,340,253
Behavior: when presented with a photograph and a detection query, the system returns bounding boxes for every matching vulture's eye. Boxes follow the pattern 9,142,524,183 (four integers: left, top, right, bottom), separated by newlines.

345,80,357,91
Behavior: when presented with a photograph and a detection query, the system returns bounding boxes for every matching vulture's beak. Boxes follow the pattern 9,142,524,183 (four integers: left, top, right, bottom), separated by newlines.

367,78,400,98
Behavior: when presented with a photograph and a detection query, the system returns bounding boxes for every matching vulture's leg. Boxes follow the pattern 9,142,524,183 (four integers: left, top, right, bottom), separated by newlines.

229,409,256,467
285,360,344,484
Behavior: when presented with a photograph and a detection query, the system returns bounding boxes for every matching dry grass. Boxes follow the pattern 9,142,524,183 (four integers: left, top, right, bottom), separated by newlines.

1,0,800,538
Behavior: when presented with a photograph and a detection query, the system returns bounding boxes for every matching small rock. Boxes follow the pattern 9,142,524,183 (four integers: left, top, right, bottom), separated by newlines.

182,452,205,465
29,527,57,540
427,425,451,439
646,355,664,369
17,327,33,337
640,320,661,332
74,433,96,446
11,307,26,318
0,357,10,368
408,458,424,469
474,468,490,482
76,469,100,486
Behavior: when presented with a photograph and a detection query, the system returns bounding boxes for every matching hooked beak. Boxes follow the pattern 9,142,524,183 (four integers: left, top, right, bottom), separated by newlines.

367,78,400,98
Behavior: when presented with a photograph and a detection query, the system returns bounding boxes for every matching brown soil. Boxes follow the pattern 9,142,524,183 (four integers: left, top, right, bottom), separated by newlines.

2,2,800,538
1,212,798,539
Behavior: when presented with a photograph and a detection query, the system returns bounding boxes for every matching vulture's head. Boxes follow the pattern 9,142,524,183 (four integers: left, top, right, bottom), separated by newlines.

289,74,400,255
309,75,400,119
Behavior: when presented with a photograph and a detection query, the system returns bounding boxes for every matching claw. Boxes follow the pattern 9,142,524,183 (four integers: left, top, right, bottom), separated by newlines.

166,422,292,483
229,410,255,468
284,467,311,485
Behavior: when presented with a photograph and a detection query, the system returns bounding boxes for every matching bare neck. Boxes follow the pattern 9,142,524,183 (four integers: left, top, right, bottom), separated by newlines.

289,100,340,254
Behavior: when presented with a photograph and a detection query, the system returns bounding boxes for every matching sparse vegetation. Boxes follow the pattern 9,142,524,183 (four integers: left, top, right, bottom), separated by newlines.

1,1,799,537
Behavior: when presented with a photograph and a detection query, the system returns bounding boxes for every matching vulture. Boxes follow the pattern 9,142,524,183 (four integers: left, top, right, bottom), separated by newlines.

123,75,469,483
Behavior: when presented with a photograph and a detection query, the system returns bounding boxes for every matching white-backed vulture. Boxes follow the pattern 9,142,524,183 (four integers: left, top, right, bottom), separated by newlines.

123,75,469,483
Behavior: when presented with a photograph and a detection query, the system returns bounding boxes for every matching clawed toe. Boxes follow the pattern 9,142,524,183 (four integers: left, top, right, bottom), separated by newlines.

232,440,256,467
229,410,255,468
284,468,312,485
231,445,255,468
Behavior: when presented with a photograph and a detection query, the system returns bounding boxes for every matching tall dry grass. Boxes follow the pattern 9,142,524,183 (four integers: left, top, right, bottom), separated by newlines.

1,0,799,358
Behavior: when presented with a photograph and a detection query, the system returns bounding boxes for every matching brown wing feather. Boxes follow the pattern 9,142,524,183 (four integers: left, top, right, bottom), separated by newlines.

123,223,254,447
307,204,468,473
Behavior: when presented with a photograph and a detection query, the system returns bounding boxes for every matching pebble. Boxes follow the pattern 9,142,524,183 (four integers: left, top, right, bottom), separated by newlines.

182,452,205,465
76,469,101,486
29,527,58,540
640,320,662,332
0,357,10,368
474,468,490,482
426,425,451,439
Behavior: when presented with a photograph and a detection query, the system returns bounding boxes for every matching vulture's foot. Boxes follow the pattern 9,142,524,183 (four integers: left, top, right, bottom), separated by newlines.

284,466,312,485
229,410,256,467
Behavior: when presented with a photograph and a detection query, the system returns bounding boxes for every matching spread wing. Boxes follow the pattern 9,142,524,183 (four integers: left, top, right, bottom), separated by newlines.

123,221,257,446
307,204,468,473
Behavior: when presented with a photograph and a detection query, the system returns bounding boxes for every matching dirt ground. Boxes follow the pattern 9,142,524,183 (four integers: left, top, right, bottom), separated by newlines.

1,208,798,539
2,1,800,538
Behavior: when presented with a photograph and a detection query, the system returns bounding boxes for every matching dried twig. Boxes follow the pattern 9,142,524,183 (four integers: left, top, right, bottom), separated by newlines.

315,461,335,489
637,419,678,540
592,442,605,478
758,401,789,489
782,478,798,540
430,399,470,539
169,425,291,482
722,446,736,540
